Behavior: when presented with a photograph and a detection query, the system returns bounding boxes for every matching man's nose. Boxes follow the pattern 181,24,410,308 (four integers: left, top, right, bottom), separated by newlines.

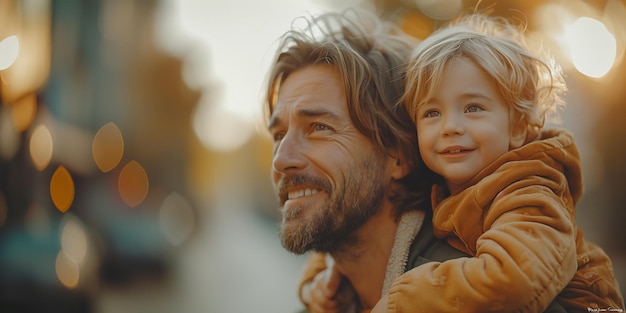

272,131,307,174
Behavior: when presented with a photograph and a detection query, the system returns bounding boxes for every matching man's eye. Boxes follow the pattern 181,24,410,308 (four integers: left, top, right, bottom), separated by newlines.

273,132,285,142
313,123,332,131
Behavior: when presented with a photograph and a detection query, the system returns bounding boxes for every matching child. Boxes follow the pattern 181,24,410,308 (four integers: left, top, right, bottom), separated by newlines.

301,13,624,313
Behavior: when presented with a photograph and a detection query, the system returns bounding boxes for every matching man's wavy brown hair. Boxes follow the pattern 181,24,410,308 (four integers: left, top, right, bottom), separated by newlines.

264,9,436,218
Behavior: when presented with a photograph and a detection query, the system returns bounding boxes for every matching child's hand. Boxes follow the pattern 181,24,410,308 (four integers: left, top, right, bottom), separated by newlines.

301,258,354,313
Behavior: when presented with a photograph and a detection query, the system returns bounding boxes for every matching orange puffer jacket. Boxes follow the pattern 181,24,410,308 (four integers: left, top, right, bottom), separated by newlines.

388,128,624,313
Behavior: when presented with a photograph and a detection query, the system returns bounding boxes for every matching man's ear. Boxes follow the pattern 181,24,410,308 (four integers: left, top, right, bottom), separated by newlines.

389,153,411,180
509,117,528,149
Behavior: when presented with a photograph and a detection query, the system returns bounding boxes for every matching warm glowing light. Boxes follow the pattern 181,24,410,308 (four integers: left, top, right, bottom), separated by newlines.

10,94,37,132
92,122,124,173
192,101,254,152
156,0,336,151
160,192,195,246
414,0,463,20
50,165,75,213
565,17,616,78
118,160,149,207
30,124,53,171
399,11,435,40
56,251,80,289
0,35,19,71
60,214,88,264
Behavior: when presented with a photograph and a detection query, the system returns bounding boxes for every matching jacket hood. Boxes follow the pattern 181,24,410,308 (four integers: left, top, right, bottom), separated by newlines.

462,128,584,204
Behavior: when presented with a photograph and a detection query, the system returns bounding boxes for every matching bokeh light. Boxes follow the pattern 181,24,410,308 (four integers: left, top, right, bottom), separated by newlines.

10,93,37,132
30,123,53,171
414,0,463,20
92,122,124,173
565,17,616,78
60,213,89,265
50,165,74,213
159,192,195,246
192,100,254,152
0,35,19,71
55,250,80,289
118,160,149,208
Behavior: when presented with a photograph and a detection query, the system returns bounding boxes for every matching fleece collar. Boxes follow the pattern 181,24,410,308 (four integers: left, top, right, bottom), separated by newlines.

382,210,425,295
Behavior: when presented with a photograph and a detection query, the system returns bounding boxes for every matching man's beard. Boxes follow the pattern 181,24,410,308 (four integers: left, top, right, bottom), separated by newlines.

277,155,386,254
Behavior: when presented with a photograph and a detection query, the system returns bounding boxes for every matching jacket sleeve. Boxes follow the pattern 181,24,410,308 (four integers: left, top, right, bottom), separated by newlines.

298,252,328,306
387,173,578,313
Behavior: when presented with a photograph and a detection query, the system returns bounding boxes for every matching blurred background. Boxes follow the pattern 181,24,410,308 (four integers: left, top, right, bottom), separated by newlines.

0,0,624,312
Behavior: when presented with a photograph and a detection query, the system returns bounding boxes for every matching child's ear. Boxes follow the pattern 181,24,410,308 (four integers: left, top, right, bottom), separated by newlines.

509,117,527,149
389,152,411,180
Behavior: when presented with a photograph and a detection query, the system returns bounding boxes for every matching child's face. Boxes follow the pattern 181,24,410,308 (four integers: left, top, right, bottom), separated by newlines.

415,56,519,195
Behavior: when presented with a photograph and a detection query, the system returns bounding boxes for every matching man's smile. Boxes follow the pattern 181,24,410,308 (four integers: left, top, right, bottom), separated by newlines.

288,188,320,200
277,174,331,206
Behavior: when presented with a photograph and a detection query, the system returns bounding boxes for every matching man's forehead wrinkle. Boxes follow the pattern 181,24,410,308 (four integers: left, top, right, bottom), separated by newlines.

270,93,343,124
299,107,340,118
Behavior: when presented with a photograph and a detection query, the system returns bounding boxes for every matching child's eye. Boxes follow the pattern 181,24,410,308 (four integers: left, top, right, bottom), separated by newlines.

424,110,440,118
465,104,483,113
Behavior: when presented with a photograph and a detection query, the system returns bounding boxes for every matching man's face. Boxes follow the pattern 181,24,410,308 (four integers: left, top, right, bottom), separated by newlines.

268,64,393,254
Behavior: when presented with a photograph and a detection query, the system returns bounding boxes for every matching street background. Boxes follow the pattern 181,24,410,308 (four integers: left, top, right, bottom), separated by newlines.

0,0,624,312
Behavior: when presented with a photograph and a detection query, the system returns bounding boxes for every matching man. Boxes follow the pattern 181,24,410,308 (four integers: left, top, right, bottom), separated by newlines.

264,9,467,312
263,9,565,313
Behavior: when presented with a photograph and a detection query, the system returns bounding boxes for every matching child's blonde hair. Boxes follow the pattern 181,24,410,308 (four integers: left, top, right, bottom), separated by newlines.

403,14,566,143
